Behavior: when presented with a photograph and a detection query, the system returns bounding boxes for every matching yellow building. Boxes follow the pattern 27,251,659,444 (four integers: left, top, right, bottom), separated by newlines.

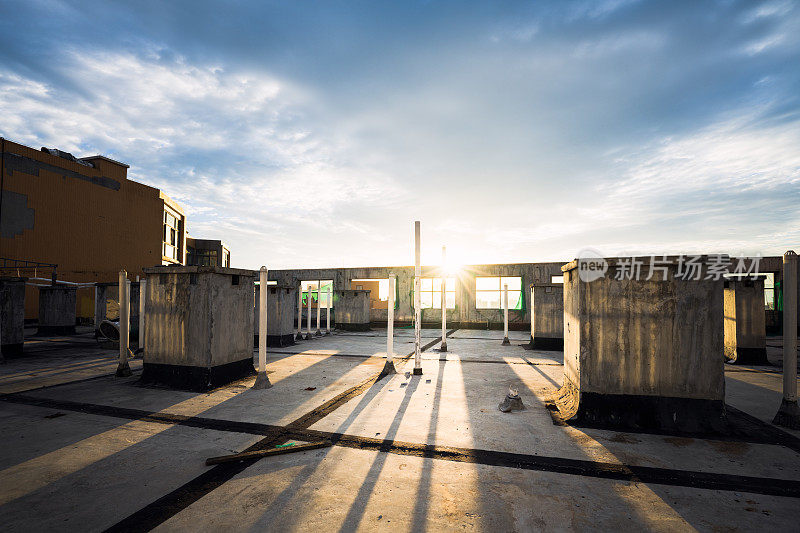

0,137,188,319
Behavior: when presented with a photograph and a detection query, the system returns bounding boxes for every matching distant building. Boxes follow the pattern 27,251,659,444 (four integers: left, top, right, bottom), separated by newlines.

0,137,223,320
186,238,230,267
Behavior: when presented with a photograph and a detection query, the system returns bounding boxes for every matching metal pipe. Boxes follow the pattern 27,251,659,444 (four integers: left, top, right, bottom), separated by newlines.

315,279,322,336
296,282,303,340
502,284,510,345
115,270,131,377
253,266,272,389
387,274,396,364
306,283,312,340
413,221,422,375
326,287,332,334
441,245,447,352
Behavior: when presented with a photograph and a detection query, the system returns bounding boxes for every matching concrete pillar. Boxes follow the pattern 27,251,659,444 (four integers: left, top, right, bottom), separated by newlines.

774,250,800,428
254,267,272,389
413,221,422,375
116,270,131,377
296,282,303,340
529,286,535,345
440,245,447,353
94,285,105,336
0,278,26,358
315,279,322,336
326,287,332,335
139,279,146,352
502,284,510,345
37,285,77,336
305,283,313,340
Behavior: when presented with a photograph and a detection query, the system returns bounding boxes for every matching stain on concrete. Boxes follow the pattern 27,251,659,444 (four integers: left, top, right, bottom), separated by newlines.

664,437,695,447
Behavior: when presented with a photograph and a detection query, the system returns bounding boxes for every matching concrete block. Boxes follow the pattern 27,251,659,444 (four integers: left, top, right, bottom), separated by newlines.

37,285,77,336
529,283,563,351
141,266,256,391
334,289,370,331
557,256,725,432
0,277,26,356
254,285,296,347
724,278,768,365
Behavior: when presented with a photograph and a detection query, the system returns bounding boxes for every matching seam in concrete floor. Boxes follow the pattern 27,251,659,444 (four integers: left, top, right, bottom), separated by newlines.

100,330,455,532
3,392,800,501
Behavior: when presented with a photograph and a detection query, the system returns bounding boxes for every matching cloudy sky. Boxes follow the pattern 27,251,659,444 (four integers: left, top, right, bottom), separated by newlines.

1,0,799,269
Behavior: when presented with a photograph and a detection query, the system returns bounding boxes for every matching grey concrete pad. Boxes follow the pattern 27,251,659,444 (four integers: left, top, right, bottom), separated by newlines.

336,327,443,338
725,368,800,438
154,445,798,532
450,329,531,341
0,402,259,533
310,357,800,480
424,336,563,364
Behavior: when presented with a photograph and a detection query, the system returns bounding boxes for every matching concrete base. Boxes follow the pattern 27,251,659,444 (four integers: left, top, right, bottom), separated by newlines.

296,332,304,341
772,399,800,430
253,334,296,348
553,381,727,433
140,358,256,392
501,337,510,346
115,361,132,377
378,360,396,378
1,343,24,357
725,347,770,365
528,337,564,351
336,323,371,332
412,367,423,376
252,371,273,390
37,325,76,336
440,343,447,352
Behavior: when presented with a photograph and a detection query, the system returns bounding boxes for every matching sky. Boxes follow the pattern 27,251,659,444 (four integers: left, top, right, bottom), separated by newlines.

1,0,799,269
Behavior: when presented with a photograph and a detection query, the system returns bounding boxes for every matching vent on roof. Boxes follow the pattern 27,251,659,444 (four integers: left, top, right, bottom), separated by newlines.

41,147,94,167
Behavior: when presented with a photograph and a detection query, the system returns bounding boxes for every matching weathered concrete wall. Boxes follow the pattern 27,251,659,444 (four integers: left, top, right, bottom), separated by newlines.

0,278,26,356
37,285,76,335
254,285,296,346
530,283,564,350
269,262,565,329
559,257,725,431
334,290,370,330
141,266,255,391
724,278,767,364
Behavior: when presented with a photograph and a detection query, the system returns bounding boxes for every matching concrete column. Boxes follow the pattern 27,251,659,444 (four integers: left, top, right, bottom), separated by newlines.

305,283,313,340
116,270,131,377
774,250,800,428
413,221,422,375
315,279,322,336
326,287,332,334
296,282,303,340
139,279,146,353
502,284,510,345
441,245,447,353
382,274,397,376
254,267,272,389
530,286,535,346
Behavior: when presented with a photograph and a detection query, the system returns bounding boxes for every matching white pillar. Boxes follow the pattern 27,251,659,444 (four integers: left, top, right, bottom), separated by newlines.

326,287,332,334
254,267,272,388
383,274,397,375
305,283,313,340
774,251,800,428
116,270,131,377
296,282,303,340
413,221,422,375
502,283,510,345
315,279,322,335
530,285,535,346
440,245,447,352
139,279,146,354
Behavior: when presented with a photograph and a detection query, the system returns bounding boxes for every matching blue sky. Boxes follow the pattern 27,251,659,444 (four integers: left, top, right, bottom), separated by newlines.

1,0,799,269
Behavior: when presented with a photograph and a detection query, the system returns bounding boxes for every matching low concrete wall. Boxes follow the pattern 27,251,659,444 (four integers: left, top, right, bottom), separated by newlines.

0,278,26,356
38,285,76,335
558,256,725,432
334,290,370,331
724,278,767,364
141,266,256,391
254,285,296,347
529,283,563,350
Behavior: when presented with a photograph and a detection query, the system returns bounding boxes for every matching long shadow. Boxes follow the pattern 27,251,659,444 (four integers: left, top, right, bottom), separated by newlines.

520,355,561,388
408,358,447,532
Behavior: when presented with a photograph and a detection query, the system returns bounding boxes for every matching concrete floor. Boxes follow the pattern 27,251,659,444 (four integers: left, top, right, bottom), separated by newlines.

1,327,799,531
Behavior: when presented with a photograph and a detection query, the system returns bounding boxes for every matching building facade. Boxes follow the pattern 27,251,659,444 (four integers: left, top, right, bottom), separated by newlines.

0,138,188,319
